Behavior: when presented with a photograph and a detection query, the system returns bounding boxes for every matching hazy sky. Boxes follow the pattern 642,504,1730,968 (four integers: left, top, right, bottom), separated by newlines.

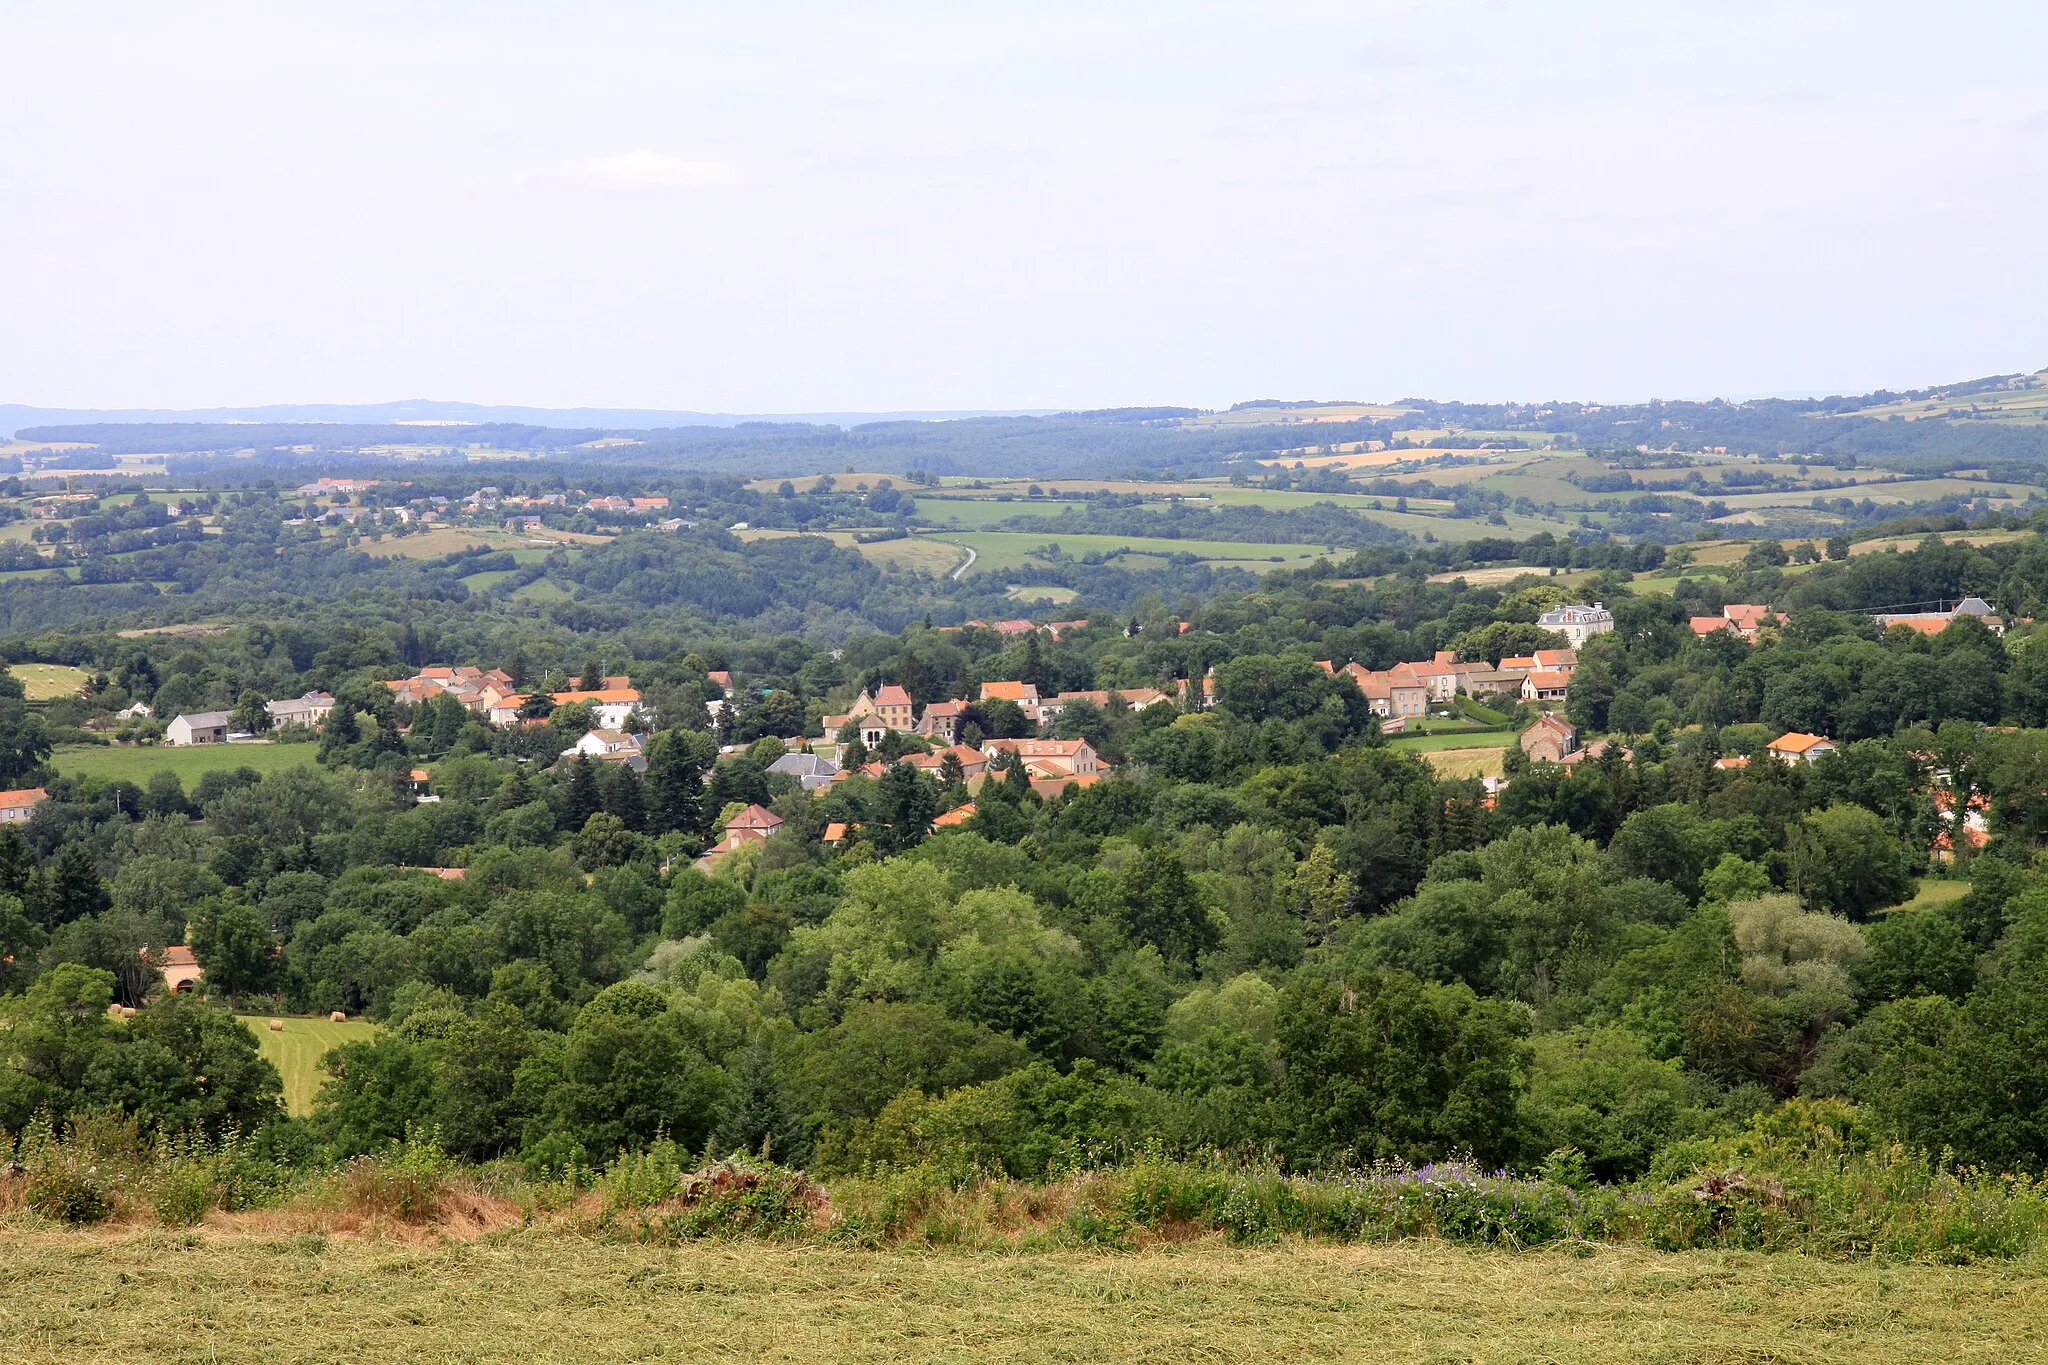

3,2,2044,412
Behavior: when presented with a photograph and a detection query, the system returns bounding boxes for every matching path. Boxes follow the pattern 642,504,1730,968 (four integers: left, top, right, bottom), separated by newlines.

949,541,978,580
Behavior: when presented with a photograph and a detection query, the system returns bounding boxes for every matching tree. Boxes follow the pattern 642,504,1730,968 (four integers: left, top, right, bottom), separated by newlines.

1274,969,1531,1167
875,762,938,855
1119,846,1216,967
232,689,271,735
1786,804,1915,920
188,897,281,997
560,756,603,833
38,841,110,928
710,1036,812,1162
645,729,711,837
0,700,52,787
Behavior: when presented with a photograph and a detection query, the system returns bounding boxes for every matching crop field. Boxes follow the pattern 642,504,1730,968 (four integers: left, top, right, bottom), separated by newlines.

52,741,321,789
355,527,603,559
3,1234,2039,1363
1184,401,1416,426
9,662,91,700
238,1014,379,1116
1428,565,1598,588
1418,745,1511,779
1847,375,2048,423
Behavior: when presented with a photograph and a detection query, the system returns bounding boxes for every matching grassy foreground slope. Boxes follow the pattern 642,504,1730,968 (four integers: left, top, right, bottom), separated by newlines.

2,1235,2043,1362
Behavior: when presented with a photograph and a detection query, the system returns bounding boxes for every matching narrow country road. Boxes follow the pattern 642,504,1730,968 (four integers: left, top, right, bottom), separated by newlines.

949,542,977,580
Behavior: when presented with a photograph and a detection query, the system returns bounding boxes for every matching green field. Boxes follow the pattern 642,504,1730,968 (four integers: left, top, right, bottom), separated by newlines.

1389,730,1515,753
913,497,1090,527
9,663,91,700
932,531,1339,576
510,577,573,603
238,1014,379,1116
53,741,321,789
2,1235,2040,1362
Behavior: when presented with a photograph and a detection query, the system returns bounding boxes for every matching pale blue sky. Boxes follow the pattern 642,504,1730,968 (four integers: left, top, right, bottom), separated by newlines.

2,2,2043,412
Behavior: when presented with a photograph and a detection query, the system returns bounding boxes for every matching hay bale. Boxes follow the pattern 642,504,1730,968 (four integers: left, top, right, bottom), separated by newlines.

330,1011,347,1023
268,1019,285,1032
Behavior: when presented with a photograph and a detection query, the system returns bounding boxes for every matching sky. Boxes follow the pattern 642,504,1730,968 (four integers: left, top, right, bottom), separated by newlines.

2,1,2045,413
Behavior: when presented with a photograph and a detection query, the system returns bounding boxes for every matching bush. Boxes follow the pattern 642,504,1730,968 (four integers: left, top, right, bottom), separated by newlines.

334,1128,452,1223
636,1156,829,1241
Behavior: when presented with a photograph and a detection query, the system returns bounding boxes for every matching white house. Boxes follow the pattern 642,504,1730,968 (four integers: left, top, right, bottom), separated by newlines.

1536,603,1616,648
167,711,232,746
265,690,336,728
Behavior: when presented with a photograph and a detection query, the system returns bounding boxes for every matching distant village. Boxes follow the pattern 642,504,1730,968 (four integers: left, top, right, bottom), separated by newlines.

115,593,2010,872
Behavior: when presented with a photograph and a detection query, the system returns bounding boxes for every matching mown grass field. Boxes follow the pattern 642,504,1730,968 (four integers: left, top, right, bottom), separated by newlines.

237,1015,379,1116
2,1235,2042,1362
9,663,91,700
52,741,321,789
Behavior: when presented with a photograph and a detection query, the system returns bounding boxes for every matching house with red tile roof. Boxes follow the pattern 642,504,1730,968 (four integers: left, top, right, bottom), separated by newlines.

1766,732,1835,764
0,787,48,824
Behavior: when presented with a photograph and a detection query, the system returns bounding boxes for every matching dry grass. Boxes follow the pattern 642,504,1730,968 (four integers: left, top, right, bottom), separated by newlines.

1421,746,1510,779
0,1226,2044,1362
8,663,91,701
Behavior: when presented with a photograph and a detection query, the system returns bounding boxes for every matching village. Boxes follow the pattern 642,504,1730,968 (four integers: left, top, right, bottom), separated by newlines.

110,594,2006,880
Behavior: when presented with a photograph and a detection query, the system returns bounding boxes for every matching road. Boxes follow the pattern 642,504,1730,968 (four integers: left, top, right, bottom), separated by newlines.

949,541,978,580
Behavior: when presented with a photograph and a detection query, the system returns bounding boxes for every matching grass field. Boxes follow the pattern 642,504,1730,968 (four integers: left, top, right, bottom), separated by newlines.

9,663,91,700
931,531,1340,576
2,1234,2040,1362
1007,584,1078,603
237,1015,378,1116
52,741,321,789
1390,731,1514,754
913,497,1090,527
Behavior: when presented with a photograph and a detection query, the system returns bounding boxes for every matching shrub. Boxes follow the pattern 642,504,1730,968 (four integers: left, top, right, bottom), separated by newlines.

637,1156,829,1241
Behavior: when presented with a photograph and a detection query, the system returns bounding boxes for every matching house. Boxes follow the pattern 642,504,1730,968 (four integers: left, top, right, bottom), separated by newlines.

979,680,1041,707
768,751,840,791
265,690,336,729
1932,788,1991,862
1531,649,1578,674
1037,687,1172,724
1519,716,1579,764
1521,670,1571,703
1713,756,1750,771
869,685,916,731
1495,655,1539,676
932,803,977,829
1340,663,1428,719
166,712,232,746
1030,771,1103,800
569,729,645,759
902,744,990,782
1691,605,1779,641
1536,603,1616,647
1766,732,1836,765
991,619,1038,637
152,945,204,994
695,803,785,870
1411,652,1463,701
980,737,1101,778
917,699,969,744
549,684,645,730
822,711,891,747
1458,667,1524,698
821,822,849,846
1876,598,2005,636
0,788,47,823
705,670,734,696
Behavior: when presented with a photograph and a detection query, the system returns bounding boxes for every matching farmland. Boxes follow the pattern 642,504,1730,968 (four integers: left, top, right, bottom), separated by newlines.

1,1234,2040,1363
355,526,607,558
10,663,91,700
238,1014,379,1116
52,741,321,789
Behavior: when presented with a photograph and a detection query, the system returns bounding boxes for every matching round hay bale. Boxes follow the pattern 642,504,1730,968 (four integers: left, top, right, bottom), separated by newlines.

330,1011,347,1023
268,1019,285,1032
119,1005,137,1018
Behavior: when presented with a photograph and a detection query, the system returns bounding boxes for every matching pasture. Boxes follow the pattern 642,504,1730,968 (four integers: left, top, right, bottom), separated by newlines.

930,531,1338,576
9,662,91,700
52,741,321,789
3,1235,2039,1362
1418,745,1511,779
238,1014,379,1116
